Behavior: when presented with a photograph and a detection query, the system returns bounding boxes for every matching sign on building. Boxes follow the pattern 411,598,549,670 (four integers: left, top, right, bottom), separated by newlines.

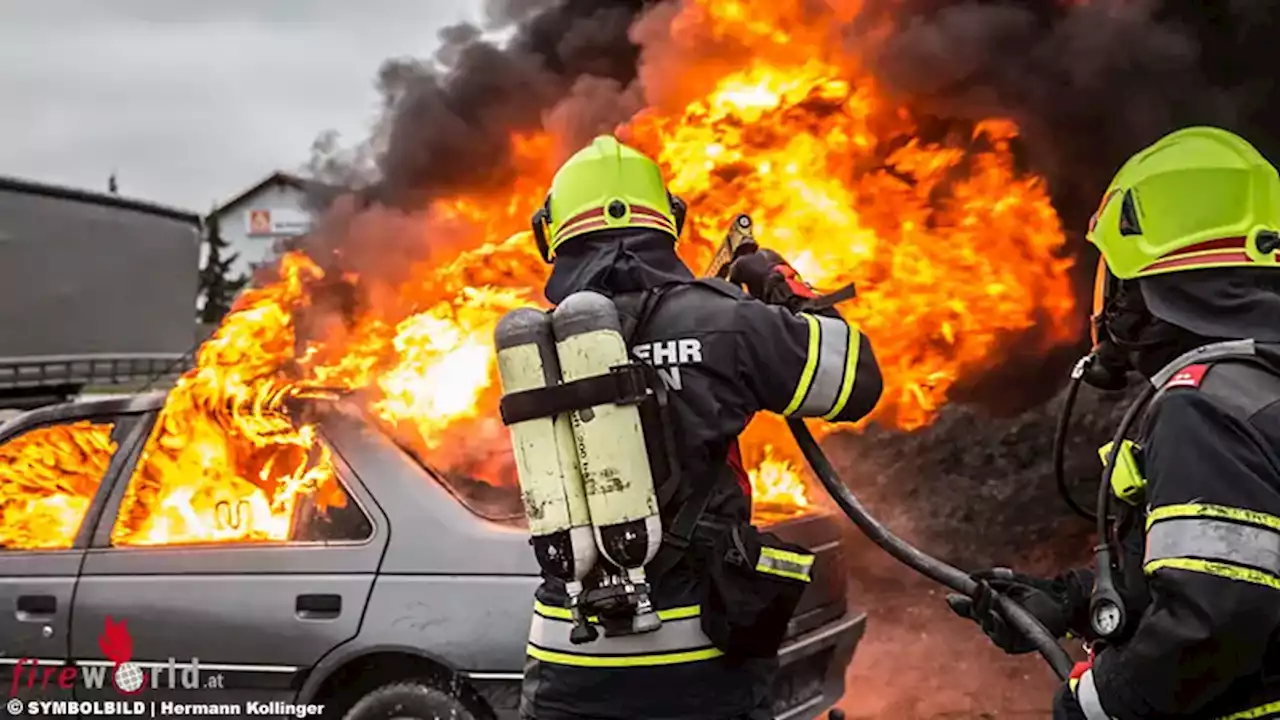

245,207,312,237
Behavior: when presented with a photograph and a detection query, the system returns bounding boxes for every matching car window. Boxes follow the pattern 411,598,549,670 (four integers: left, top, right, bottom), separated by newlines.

110,418,372,547
0,418,120,550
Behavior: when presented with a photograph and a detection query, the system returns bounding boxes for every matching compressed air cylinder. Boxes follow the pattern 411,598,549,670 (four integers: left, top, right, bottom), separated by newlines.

495,308,599,601
551,291,662,632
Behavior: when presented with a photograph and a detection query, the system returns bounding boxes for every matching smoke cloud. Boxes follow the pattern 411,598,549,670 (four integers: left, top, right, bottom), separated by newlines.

308,0,654,208
859,0,1280,284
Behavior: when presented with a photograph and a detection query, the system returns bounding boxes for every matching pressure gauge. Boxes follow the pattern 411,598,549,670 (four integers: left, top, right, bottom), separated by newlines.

1091,599,1123,637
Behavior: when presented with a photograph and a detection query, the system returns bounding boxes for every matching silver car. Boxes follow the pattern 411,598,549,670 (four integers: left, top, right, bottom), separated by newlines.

0,393,864,719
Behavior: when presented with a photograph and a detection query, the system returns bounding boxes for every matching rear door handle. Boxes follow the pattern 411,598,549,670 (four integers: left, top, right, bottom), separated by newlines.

16,595,56,622
295,594,341,620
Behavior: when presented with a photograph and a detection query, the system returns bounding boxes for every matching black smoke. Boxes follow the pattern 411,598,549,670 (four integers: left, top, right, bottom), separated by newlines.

309,0,660,208
859,0,1280,282
313,1,1280,217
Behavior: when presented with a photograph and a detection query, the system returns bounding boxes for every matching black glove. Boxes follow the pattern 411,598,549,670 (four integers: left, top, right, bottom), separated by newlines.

727,248,818,309
946,568,1081,655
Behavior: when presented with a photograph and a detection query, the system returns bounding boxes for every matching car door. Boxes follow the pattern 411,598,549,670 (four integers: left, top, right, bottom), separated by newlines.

0,406,143,705
71,416,388,709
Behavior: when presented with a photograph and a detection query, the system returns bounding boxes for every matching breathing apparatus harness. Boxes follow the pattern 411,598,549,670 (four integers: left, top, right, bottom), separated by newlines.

1053,264,1263,643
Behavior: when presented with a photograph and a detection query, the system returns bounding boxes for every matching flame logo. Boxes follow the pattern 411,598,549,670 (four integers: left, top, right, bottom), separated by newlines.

98,616,146,695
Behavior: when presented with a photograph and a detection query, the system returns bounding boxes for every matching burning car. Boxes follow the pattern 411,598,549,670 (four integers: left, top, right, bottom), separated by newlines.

0,391,862,720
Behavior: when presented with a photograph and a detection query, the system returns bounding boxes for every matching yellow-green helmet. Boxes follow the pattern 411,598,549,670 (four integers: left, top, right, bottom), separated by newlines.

1087,126,1280,281
530,135,686,262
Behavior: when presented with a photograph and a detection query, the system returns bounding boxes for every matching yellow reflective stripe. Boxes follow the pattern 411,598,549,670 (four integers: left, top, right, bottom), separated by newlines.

533,601,701,622
1144,557,1280,591
1146,503,1280,533
756,547,814,582
528,610,722,667
1217,700,1280,719
527,644,724,667
783,313,858,418
822,326,861,421
782,314,822,416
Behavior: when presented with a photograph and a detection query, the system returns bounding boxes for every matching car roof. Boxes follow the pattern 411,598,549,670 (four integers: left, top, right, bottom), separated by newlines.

0,391,168,434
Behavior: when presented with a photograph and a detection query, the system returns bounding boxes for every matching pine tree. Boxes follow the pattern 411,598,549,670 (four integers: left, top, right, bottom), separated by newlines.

198,212,248,324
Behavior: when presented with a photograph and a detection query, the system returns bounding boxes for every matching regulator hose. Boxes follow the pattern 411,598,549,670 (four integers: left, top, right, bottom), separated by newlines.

787,417,1075,681
1054,358,1097,522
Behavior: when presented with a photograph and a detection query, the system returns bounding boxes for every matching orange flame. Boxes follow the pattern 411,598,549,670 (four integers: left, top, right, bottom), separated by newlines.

0,420,116,549
6,0,1077,546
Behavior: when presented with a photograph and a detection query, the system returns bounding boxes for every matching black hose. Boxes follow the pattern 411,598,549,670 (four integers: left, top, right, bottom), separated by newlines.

787,418,1075,680
1054,369,1097,522
1086,381,1156,639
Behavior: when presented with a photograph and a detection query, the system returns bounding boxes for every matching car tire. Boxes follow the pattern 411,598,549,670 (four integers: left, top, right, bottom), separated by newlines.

341,680,478,720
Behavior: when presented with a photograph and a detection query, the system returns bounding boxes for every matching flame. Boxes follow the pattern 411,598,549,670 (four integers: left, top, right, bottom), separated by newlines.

0,420,117,549
749,447,813,525
5,0,1077,546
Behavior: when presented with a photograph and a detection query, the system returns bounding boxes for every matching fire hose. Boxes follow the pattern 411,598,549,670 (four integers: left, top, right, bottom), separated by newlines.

708,213,1075,680
788,417,1074,679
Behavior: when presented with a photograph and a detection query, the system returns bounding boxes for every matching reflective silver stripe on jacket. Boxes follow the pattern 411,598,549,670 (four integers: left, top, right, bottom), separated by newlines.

1075,670,1113,720
1146,518,1280,575
789,313,857,418
528,611,721,658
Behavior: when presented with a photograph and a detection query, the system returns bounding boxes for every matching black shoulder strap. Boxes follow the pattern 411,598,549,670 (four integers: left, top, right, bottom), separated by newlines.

618,284,724,575
619,284,685,510
1197,361,1280,422
1137,342,1276,438
691,277,747,299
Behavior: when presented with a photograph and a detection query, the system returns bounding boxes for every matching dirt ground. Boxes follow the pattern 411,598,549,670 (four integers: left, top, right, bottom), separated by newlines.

830,536,1084,719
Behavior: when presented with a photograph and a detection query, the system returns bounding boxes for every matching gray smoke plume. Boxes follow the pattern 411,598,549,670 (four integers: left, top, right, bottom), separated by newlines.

307,0,658,209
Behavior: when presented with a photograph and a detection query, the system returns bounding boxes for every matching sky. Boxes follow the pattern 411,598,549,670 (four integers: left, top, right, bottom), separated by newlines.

0,0,479,213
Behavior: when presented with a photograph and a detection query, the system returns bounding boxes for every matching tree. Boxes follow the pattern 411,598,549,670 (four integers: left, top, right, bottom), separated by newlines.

198,212,248,324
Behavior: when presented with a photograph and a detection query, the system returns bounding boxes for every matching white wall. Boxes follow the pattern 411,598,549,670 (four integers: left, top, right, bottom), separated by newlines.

216,182,315,279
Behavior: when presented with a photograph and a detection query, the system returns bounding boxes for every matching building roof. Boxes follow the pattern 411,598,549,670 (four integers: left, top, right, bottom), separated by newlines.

0,174,201,226
211,171,343,218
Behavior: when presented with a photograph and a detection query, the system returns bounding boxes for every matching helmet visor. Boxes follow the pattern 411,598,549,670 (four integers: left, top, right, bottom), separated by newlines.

1091,257,1118,347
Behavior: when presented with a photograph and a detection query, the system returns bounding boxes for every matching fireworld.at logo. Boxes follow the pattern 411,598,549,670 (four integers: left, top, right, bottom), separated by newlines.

10,616,224,696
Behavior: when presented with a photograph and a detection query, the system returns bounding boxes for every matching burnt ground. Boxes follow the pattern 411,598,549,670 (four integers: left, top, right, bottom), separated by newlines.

811,380,1138,717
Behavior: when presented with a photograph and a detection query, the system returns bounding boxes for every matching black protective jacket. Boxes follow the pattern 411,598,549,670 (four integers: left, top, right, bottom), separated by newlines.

520,231,882,720
1060,341,1280,720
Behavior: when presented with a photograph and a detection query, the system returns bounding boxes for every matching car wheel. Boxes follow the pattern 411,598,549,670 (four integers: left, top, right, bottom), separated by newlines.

341,680,478,720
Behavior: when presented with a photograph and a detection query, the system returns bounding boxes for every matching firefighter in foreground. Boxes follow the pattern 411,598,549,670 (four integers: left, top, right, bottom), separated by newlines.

493,135,882,720
949,126,1280,719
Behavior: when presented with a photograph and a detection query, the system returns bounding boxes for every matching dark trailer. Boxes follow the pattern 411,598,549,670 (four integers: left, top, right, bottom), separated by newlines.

0,175,200,409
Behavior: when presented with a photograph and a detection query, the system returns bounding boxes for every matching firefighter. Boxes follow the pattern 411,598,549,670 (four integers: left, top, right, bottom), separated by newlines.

948,126,1280,719
514,135,883,720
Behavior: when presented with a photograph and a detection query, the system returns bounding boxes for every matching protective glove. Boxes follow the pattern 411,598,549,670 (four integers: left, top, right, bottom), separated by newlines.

946,568,1083,655
727,248,819,310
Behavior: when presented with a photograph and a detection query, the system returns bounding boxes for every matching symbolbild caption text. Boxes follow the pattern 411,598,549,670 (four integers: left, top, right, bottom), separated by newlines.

5,700,325,717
